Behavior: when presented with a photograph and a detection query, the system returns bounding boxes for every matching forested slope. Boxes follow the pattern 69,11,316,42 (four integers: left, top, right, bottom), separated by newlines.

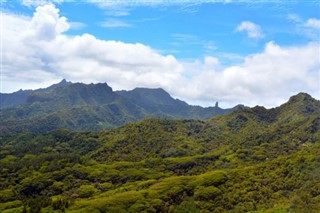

0,92,319,212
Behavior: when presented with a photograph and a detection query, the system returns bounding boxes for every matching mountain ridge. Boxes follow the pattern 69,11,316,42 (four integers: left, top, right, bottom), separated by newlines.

0,80,237,135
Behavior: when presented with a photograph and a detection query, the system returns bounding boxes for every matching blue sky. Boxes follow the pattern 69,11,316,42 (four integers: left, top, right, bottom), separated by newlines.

6,1,318,59
1,0,320,107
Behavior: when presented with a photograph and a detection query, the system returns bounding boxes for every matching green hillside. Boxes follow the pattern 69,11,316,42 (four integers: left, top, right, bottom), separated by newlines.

0,93,319,212
0,81,235,135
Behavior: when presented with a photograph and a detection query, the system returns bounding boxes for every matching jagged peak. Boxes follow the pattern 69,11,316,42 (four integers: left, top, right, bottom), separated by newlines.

45,79,72,90
57,78,72,86
287,92,313,104
59,79,68,84
54,79,71,86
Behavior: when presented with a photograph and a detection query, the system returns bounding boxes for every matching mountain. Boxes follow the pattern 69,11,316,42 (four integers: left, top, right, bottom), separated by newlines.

0,79,71,109
116,87,189,114
0,80,237,135
0,89,32,109
116,88,232,119
0,92,319,212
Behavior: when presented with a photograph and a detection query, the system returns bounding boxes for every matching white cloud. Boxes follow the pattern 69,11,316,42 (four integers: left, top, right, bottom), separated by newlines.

236,21,264,39
177,41,320,107
28,4,69,40
287,14,302,23
100,19,132,28
306,18,320,30
2,4,182,93
2,4,319,108
204,56,219,68
287,15,320,40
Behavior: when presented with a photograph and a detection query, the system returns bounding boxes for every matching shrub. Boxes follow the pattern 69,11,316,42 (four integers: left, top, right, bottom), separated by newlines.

77,185,98,198
194,186,222,201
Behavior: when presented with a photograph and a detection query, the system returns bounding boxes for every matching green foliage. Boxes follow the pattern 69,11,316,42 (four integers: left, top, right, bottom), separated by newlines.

25,196,52,213
174,197,200,213
192,170,228,187
51,198,69,211
76,185,98,198
0,189,16,203
0,92,319,212
194,186,222,201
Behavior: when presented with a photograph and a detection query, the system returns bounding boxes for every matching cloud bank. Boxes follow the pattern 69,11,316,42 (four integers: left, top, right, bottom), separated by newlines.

2,4,319,107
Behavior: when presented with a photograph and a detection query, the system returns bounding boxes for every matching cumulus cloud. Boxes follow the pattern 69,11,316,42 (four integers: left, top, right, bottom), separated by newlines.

178,41,320,107
2,4,182,93
29,4,69,40
236,21,264,39
2,4,319,108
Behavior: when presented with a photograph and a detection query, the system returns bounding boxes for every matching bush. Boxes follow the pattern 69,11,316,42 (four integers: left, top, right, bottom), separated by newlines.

192,171,228,187
77,185,98,198
0,189,16,202
194,186,222,201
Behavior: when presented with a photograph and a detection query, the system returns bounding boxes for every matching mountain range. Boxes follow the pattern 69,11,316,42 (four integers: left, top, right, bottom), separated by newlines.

0,92,319,212
0,80,241,135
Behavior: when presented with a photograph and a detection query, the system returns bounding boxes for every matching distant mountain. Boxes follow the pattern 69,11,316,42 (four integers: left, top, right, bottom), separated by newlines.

0,80,238,135
0,92,319,212
0,79,71,109
116,88,234,119
117,87,189,110
0,89,32,109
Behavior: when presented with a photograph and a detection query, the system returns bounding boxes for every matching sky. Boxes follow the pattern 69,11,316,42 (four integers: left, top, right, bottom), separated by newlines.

1,0,320,108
